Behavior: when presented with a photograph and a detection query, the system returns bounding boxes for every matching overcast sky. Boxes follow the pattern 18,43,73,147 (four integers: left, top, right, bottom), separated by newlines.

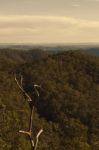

0,0,99,44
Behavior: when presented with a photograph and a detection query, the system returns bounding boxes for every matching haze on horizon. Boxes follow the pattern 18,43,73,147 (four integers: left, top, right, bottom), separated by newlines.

0,0,99,44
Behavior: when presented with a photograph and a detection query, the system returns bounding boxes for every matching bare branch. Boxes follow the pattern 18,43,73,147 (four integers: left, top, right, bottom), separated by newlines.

19,128,43,150
19,130,35,147
34,129,43,150
15,74,43,150
34,85,41,97
19,130,31,136
29,106,34,133
15,74,32,101
36,129,43,139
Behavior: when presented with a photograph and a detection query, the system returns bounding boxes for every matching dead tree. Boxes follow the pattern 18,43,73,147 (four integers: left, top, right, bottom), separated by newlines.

15,74,43,150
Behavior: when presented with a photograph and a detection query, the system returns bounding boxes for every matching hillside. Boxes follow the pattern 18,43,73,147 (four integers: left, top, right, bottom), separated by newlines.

83,49,99,56
0,48,49,63
0,49,99,150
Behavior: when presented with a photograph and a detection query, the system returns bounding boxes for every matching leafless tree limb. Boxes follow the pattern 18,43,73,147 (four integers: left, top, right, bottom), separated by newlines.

34,129,43,150
15,74,32,101
15,74,43,150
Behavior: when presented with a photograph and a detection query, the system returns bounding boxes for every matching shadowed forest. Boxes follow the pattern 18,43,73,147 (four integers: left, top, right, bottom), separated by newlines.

0,49,99,150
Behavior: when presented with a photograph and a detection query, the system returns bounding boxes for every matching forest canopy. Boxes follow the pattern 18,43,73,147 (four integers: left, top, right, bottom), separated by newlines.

0,49,99,150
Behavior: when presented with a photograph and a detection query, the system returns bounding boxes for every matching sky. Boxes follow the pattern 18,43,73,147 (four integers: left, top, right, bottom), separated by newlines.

0,0,99,44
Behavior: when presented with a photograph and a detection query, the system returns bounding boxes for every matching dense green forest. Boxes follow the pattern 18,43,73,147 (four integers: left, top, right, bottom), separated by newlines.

0,49,99,150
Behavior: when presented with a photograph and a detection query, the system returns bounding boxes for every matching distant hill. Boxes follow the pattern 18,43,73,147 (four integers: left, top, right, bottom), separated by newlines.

0,43,99,53
83,48,99,56
0,48,49,63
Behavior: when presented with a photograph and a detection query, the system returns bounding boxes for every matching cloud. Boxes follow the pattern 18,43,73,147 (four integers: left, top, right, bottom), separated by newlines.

72,4,80,7
0,15,99,27
0,15,99,43
88,0,99,1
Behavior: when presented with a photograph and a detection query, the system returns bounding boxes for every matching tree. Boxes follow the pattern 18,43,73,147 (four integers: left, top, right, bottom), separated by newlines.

15,74,43,150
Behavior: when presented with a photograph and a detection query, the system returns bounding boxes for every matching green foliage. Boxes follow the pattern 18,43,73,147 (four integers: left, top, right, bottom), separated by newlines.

0,49,99,149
